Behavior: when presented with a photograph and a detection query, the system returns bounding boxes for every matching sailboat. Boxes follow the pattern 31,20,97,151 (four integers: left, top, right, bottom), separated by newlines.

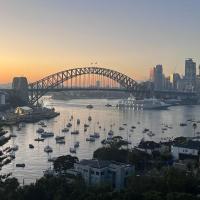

71,117,79,135
44,137,53,153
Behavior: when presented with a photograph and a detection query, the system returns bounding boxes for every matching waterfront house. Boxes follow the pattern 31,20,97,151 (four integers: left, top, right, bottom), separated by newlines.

69,159,134,190
171,140,200,161
137,140,161,155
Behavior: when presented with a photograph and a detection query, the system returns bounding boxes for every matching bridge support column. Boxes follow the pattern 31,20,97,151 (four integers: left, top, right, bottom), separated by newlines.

12,77,29,105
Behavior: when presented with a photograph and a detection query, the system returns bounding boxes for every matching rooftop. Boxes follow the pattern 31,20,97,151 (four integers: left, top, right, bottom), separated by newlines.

173,140,200,150
138,141,160,149
78,159,131,169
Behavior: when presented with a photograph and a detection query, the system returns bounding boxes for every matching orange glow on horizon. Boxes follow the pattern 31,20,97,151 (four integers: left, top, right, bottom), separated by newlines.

0,63,146,84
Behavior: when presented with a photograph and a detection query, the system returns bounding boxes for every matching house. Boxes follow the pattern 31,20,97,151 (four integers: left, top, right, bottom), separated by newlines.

15,106,33,115
171,140,200,160
71,159,134,190
137,140,161,155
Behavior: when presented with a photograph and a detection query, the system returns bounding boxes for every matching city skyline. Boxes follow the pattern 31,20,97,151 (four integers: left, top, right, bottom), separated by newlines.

1,0,200,83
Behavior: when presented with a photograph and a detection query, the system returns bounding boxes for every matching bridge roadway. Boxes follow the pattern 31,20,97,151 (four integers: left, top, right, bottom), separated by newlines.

2,87,196,97
1,67,198,104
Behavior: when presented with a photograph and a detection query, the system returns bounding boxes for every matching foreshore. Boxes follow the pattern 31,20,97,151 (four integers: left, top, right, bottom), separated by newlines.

0,107,60,126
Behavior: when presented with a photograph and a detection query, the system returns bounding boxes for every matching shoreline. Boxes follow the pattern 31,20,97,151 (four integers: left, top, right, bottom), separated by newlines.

0,107,60,126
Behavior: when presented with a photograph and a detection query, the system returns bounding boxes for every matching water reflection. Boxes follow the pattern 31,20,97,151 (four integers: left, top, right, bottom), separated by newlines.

1,99,199,184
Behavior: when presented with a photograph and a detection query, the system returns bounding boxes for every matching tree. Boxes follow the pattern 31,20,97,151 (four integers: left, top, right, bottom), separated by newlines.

53,155,78,173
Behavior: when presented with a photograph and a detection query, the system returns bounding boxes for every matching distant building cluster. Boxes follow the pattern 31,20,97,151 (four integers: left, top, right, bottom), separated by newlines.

150,58,200,92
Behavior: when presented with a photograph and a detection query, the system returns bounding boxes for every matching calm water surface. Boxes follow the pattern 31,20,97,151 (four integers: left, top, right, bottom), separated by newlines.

1,98,200,184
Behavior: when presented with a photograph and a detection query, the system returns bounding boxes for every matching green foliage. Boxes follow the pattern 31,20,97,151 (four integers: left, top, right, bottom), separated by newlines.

53,155,78,173
0,167,199,200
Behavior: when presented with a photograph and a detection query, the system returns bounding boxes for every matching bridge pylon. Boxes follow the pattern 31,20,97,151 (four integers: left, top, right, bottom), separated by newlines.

12,77,29,105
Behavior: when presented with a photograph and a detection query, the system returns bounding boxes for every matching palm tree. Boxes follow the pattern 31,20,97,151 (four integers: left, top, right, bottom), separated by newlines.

193,123,197,137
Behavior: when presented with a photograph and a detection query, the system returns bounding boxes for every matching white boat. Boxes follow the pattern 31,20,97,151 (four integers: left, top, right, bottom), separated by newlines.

10,133,17,137
69,147,76,153
55,136,65,140
86,137,95,142
62,128,69,132
90,132,100,138
41,124,47,128
44,145,53,153
56,139,65,144
71,130,79,135
74,141,80,148
108,130,114,136
36,128,44,133
117,96,171,110
48,157,57,162
9,151,15,158
66,123,72,127
86,104,93,109
38,121,45,126
147,131,155,137
41,132,54,138
11,145,19,151
77,119,80,125
43,168,55,176
19,122,26,127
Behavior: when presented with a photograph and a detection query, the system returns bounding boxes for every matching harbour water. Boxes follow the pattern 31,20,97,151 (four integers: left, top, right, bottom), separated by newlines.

1,98,200,184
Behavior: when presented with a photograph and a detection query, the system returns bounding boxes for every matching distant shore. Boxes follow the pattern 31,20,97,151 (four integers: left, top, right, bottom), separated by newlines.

0,107,60,126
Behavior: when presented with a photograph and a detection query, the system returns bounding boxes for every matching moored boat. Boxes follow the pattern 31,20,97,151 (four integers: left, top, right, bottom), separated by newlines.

86,104,93,109
69,147,76,153
62,128,69,132
36,128,44,133
16,163,25,168
74,141,80,148
34,138,44,142
44,145,53,153
71,130,79,135
29,144,34,149
86,137,95,142
41,132,54,138
117,96,171,110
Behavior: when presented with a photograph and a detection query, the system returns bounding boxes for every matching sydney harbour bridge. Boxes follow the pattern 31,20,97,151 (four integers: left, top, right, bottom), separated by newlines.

7,66,197,105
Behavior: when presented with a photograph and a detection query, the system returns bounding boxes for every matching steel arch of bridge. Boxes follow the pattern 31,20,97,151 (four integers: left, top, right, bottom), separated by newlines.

28,67,147,104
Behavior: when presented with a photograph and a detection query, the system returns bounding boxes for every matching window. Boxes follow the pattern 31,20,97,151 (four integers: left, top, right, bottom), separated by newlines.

91,170,94,175
101,172,104,176
96,172,99,176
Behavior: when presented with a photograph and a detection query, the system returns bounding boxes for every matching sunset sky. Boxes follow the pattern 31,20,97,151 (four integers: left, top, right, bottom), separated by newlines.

0,0,200,83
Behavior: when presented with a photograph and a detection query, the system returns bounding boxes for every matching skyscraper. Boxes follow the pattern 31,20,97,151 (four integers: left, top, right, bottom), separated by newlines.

154,64,163,90
184,58,196,91
170,73,181,90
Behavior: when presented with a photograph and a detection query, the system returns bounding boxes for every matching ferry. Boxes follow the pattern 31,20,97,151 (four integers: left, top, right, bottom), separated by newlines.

117,96,171,110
